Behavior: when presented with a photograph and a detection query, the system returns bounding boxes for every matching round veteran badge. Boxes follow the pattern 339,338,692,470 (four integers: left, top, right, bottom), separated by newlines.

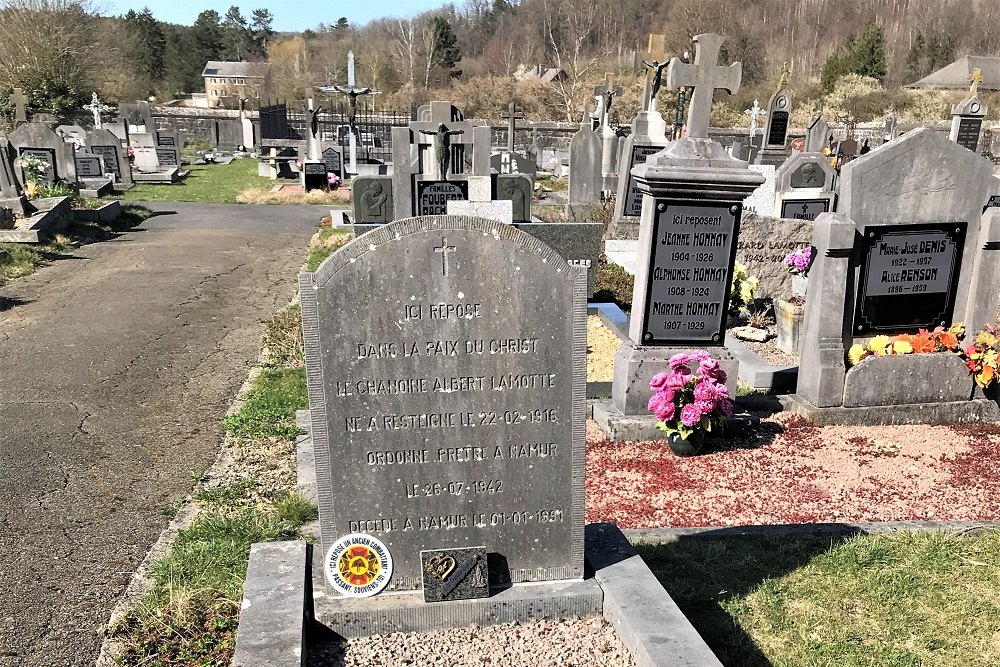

325,533,393,597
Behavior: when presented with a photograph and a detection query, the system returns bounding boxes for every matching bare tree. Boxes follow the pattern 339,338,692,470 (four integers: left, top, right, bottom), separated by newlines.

541,0,613,121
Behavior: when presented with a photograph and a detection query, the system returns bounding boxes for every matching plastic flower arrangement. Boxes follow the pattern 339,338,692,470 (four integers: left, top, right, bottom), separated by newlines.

783,246,813,275
964,323,1000,388
17,154,48,185
647,350,734,440
729,261,758,317
847,323,965,366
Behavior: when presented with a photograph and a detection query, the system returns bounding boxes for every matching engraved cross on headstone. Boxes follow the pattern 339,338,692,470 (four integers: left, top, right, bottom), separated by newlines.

434,237,456,276
665,33,742,139
500,102,523,153
9,88,27,126
744,99,763,140
83,92,111,130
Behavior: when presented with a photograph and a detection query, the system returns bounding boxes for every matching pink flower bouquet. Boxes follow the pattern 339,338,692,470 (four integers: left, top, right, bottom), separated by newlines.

783,245,813,276
647,350,734,440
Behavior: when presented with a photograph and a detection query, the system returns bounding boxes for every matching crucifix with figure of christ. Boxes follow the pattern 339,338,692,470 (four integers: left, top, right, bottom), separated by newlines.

640,33,667,112
593,75,623,130
434,238,456,277
665,33,742,139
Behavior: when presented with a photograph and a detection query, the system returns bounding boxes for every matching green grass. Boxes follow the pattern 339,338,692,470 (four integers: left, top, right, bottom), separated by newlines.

638,529,1000,667
115,158,273,204
221,367,308,440
304,227,351,272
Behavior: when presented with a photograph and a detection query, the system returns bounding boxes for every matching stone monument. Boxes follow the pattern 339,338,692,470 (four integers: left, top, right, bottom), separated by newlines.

593,33,764,440
950,68,987,152
774,152,837,220
755,62,793,166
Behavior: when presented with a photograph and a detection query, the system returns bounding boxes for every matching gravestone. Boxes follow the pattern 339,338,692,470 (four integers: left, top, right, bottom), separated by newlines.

302,161,328,192
156,130,179,147
793,128,1000,421
515,222,603,297
494,173,531,222
352,176,393,223
300,215,586,597
595,33,762,439
774,152,837,220
950,74,987,152
8,122,76,185
489,151,536,182
215,119,244,149
391,101,492,221
86,128,132,186
736,214,813,298
120,102,154,134
566,124,602,216
56,124,86,147
130,133,160,171
806,113,829,153
323,146,343,180
593,79,624,192
755,63,793,166
130,132,181,183
0,138,30,217
74,153,104,178
155,145,180,167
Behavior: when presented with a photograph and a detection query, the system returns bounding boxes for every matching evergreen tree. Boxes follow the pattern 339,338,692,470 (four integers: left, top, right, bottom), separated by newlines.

333,17,349,31
123,7,166,81
430,16,461,70
852,20,887,82
223,5,250,61
250,8,275,57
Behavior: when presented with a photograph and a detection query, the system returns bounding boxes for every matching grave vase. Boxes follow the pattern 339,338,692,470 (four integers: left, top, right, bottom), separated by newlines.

983,381,1000,404
774,297,804,356
667,429,705,456
791,273,808,298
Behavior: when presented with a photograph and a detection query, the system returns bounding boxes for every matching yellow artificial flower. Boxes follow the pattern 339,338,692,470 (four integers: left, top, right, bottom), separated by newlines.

868,335,891,356
985,349,998,367
976,331,998,348
25,181,38,197
948,322,966,339
848,344,867,366
892,340,913,355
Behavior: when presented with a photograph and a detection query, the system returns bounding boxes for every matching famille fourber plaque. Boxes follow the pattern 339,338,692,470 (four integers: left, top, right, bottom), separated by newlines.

640,200,742,345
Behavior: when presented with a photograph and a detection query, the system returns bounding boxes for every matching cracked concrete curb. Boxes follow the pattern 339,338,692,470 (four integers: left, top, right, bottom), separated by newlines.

94,363,266,666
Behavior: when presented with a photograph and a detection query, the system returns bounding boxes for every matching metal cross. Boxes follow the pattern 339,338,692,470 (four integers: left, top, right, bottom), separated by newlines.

83,92,110,130
971,67,983,96
500,102,523,154
665,33,742,139
744,99,763,139
9,88,27,125
434,238,456,277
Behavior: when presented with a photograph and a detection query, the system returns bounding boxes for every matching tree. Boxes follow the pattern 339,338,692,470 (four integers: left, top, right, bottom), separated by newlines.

906,28,956,82
250,8,274,57
223,5,250,61
123,7,166,81
333,17,349,31
820,20,886,91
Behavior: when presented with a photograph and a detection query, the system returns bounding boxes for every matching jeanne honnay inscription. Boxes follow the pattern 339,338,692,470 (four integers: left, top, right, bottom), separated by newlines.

300,218,585,591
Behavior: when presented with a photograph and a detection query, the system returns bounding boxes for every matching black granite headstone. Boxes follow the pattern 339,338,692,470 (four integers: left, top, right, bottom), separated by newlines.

780,198,830,221
639,200,741,345
323,147,342,178
415,180,469,216
956,118,983,152
19,147,56,184
767,111,789,147
853,222,967,335
299,217,586,591
90,145,120,179
303,161,328,192
155,146,178,167
75,155,103,178
623,145,663,217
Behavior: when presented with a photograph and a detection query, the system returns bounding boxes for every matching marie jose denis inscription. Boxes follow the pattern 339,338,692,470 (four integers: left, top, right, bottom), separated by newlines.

641,201,741,345
300,218,585,590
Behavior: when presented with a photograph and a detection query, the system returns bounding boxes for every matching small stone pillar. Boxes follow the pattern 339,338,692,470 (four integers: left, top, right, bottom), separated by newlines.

966,208,1000,329
795,212,856,407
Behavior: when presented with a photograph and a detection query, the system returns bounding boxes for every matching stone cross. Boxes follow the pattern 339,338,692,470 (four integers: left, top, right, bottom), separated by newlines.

83,92,110,130
9,88,27,126
500,101,523,153
593,76,623,129
970,67,983,96
434,237,456,276
779,61,792,88
641,33,667,111
666,33,742,139
744,99,763,139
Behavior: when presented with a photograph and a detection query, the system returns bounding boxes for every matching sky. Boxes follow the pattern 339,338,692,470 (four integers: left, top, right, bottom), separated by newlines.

105,0,447,31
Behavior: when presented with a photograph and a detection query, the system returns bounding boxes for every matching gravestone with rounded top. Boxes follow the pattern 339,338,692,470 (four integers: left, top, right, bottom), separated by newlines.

300,215,587,595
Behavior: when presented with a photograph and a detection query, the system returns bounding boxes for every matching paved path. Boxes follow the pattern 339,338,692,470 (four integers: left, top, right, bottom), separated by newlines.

0,203,324,666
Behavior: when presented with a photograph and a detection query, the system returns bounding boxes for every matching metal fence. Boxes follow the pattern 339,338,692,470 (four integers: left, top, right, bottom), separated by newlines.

258,99,410,164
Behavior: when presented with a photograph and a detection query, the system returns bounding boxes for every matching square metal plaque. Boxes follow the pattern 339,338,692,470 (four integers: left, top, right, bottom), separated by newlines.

420,546,489,603
853,221,967,335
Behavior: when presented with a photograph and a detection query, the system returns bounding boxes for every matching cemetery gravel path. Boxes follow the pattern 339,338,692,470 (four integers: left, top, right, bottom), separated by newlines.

0,202,324,667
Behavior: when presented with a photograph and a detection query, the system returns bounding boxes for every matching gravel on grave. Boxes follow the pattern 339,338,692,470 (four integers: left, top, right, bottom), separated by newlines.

309,617,634,667
586,315,618,382
586,416,1000,528
738,333,799,367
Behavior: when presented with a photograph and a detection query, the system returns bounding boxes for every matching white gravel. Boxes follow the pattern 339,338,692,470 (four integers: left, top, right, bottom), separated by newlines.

310,616,635,666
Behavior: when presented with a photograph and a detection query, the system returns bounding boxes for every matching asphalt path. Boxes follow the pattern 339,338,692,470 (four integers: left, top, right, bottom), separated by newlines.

0,202,324,666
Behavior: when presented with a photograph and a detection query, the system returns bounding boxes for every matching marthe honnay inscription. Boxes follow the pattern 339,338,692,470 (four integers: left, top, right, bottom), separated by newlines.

641,201,741,345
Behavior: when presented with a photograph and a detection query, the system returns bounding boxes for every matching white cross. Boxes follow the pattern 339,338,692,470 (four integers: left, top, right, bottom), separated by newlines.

665,33,742,139
83,92,110,130
744,99,763,140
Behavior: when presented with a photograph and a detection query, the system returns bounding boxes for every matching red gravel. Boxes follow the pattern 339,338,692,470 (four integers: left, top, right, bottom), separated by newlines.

585,416,1000,528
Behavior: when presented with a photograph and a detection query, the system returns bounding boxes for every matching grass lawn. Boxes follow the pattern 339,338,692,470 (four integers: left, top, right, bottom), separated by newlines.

115,158,274,204
638,529,1000,667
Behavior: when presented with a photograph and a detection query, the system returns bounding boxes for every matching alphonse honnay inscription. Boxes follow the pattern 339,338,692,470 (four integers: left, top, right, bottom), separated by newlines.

300,217,586,591
641,201,741,345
